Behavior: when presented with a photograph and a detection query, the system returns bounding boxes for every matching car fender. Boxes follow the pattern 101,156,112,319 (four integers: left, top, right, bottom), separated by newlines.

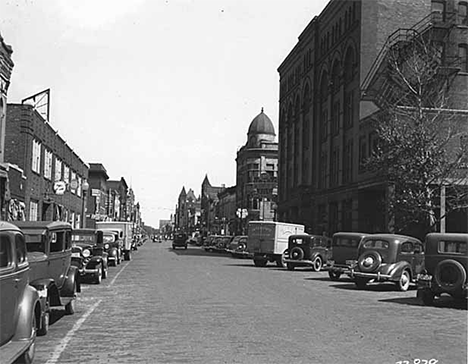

29,277,61,306
13,285,40,341
384,261,413,280
61,265,80,297
310,251,322,261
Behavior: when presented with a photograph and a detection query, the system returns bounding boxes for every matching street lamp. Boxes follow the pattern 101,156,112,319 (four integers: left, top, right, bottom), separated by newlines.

81,180,89,228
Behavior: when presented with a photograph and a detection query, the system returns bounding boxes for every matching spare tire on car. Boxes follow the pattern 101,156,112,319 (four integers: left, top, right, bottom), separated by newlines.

357,251,382,273
290,246,304,261
434,259,466,293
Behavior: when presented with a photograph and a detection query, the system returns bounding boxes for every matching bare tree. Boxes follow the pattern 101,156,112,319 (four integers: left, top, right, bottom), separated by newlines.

365,30,468,236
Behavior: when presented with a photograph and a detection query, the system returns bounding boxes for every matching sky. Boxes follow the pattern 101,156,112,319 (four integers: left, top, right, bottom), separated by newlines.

1,0,330,228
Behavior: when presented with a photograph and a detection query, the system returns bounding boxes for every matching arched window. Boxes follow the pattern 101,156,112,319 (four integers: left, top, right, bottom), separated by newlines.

459,44,468,72
344,46,355,84
459,1,468,25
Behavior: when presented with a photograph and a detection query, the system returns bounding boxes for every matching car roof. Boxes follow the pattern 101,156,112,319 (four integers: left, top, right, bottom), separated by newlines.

12,220,72,231
72,229,97,234
0,221,23,233
290,234,328,239
333,232,370,238
362,233,422,243
426,233,468,242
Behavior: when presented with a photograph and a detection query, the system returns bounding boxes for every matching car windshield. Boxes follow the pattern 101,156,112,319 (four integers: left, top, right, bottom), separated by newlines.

24,234,46,253
103,234,116,243
362,239,389,249
438,240,467,254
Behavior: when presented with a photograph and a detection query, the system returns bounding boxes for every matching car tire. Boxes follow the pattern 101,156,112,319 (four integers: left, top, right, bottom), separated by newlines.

355,277,368,289
312,256,323,272
328,271,341,281
17,313,36,364
290,247,304,261
185,245,187,250
65,283,76,315
287,263,295,271
38,309,49,336
95,266,102,284
357,251,382,273
397,270,411,291
125,251,131,261
172,245,175,249
102,266,108,279
254,259,267,267
276,252,287,268
434,259,466,293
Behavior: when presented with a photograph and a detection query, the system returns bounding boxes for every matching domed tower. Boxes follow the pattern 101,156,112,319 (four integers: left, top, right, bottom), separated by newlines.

235,108,278,231
247,108,276,147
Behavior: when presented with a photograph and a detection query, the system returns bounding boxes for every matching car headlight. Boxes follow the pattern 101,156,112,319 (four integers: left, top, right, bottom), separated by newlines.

83,249,91,258
104,243,110,249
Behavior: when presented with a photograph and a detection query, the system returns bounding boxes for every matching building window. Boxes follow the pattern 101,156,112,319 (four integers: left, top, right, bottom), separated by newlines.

319,151,328,189
432,1,446,21
54,158,62,182
32,139,41,174
29,200,39,221
77,176,82,197
64,165,70,184
343,139,354,183
459,44,468,72
321,109,328,142
331,100,340,136
344,91,354,129
341,199,353,231
329,202,339,234
44,149,53,180
458,1,467,25
71,171,76,194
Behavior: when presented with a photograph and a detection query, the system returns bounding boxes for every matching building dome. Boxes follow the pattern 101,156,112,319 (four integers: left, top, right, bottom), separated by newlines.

248,108,275,136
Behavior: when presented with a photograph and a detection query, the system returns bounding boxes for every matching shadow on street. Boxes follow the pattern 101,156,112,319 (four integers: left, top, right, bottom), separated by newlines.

379,296,467,310
168,247,232,258
328,282,418,292
49,309,66,326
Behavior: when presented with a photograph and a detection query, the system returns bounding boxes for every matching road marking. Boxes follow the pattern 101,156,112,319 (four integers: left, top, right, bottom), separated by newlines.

45,299,102,364
110,262,129,286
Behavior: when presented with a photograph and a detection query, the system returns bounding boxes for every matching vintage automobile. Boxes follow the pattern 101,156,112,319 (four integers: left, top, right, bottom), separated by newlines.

327,232,370,280
417,233,467,305
283,234,333,271
71,229,108,284
99,229,123,266
348,233,424,291
173,232,188,249
227,235,252,258
0,221,41,363
203,235,219,251
12,221,80,337
210,235,233,253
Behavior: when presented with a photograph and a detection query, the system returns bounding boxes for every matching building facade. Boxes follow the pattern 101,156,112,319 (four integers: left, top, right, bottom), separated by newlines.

5,103,89,226
277,0,467,236
200,175,225,236
216,186,236,235
236,109,278,231
0,33,14,220
175,187,201,234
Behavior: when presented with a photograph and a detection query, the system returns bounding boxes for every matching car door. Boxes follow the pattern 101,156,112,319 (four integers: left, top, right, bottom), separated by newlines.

0,233,17,345
48,229,66,289
398,240,415,269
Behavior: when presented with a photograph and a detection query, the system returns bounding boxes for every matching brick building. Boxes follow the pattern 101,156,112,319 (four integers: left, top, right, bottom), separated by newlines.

236,109,278,227
5,103,89,225
277,0,467,236
86,163,109,227
0,33,14,220
216,186,236,235
200,175,225,236
107,177,129,221
175,187,201,234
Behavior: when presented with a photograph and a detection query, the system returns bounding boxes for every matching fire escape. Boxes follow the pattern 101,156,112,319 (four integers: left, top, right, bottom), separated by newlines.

361,11,461,109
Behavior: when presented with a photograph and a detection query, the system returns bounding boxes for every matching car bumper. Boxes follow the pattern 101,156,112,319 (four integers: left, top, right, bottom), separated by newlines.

228,250,253,258
349,269,392,280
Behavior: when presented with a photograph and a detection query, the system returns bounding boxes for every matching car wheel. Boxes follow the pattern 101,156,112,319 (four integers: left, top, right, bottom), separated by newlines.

95,266,102,284
276,252,287,268
185,245,187,250
172,245,175,249
312,256,323,272
290,247,304,261
328,270,341,281
102,266,108,279
355,277,368,289
125,251,131,261
434,259,466,293
65,283,76,315
418,289,435,306
254,259,267,267
286,263,295,271
38,309,49,336
397,270,410,291
17,313,36,364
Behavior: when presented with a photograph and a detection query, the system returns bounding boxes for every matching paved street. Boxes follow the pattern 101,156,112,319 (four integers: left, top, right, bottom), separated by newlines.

34,238,467,364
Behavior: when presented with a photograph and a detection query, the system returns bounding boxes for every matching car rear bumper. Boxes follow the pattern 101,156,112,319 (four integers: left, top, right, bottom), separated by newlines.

349,269,392,280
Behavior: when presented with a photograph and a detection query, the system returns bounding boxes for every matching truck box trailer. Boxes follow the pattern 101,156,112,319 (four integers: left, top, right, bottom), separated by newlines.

247,221,305,267
95,222,133,261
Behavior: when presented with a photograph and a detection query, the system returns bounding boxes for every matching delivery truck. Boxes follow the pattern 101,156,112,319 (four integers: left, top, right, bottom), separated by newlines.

247,221,305,267
96,221,133,261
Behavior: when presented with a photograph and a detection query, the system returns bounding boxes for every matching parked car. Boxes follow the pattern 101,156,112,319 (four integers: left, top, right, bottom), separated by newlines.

227,235,251,258
173,232,188,249
99,229,123,266
96,222,133,260
12,221,80,336
203,235,221,252
71,229,108,284
348,233,424,291
211,235,233,253
327,232,370,280
0,221,41,363
283,234,332,271
417,233,467,305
